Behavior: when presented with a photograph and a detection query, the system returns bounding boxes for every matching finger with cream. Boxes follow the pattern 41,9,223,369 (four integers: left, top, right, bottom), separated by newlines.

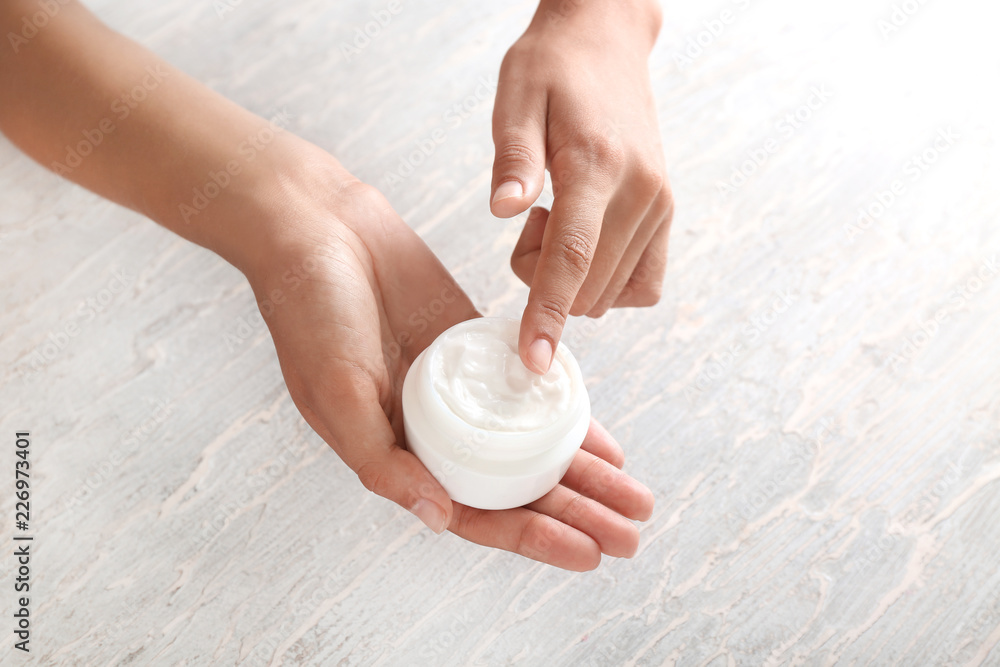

402,317,590,510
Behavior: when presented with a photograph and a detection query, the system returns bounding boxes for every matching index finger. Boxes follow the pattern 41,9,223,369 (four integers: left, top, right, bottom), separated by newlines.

518,180,610,373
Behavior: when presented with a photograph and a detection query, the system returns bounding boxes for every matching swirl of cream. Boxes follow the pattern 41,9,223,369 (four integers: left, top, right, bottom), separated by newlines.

430,320,572,432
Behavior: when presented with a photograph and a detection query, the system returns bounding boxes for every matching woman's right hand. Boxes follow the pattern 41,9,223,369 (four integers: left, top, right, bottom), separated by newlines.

245,172,655,571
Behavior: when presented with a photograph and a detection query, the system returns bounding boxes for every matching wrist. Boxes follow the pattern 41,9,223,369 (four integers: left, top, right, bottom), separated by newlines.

529,0,662,50
155,134,358,280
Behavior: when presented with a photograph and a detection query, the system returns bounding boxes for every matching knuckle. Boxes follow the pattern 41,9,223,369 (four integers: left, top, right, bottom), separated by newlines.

645,283,664,306
340,181,386,211
534,296,571,327
517,513,557,558
648,2,664,34
597,138,627,170
580,457,621,497
633,280,664,307
550,167,577,196
554,229,595,276
499,43,531,74
586,295,612,317
620,262,665,306
559,493,589,524
450,505,483,539
567,132,626,172
634,160,666,199
658,186,676,222
355,461,387,498
571,280,605,316
633,242,669,284
590,283,625,317
494,140,540,170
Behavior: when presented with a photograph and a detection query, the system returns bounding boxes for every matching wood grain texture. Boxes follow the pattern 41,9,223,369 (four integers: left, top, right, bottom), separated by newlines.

2,0,999,665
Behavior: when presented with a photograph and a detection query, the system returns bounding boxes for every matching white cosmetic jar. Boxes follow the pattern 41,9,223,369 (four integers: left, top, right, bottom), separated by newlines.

402,317,590,510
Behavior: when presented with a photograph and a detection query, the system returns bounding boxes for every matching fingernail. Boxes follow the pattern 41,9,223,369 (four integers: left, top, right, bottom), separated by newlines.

492,180,523,205
409,498,447,534
527,338,553,374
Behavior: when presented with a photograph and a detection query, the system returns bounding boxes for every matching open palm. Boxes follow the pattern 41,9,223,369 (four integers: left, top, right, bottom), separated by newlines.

252,183,654,570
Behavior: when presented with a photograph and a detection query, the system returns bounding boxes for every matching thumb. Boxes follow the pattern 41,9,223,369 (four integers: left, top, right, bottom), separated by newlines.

297,375,453,534
490,70,546,218
355,441,454,535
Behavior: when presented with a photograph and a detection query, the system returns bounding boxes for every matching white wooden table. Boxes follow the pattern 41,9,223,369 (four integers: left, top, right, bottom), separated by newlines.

2,0,1000,665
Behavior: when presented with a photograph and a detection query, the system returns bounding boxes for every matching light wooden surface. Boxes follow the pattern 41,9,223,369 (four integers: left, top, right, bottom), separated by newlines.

2,0,1000,665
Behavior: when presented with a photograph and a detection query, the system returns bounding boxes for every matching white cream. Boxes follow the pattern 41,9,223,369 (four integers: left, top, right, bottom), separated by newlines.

429,319,571,432
402,317,590,510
